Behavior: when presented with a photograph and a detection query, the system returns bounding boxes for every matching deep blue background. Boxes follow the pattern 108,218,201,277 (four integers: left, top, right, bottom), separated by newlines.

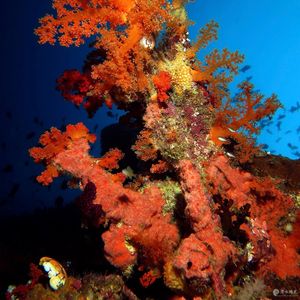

1,0,299,215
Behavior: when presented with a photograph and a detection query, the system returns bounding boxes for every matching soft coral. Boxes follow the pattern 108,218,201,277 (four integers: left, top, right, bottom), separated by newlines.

36,0,171,97
210,81,281,162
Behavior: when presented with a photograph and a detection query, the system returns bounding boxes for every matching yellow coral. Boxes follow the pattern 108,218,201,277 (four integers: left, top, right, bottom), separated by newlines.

163,261,185,291
158,44,194,95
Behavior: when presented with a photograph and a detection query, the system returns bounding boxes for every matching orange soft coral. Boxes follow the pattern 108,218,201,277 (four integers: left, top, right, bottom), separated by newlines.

192,49,244,103
186,20,244,103
90,0,171,95
35,0,135,46
132,129,158,161
36,0,171,97
150,160,170,174
186,20,219,60
96,148,124,170
29,123,96,185
210,81,281,162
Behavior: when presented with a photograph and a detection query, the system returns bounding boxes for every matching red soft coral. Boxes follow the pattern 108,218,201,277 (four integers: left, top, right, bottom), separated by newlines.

152,71,172,103
56,69,92,106
206,154,300,279
171,160,237,297
30,124,180,273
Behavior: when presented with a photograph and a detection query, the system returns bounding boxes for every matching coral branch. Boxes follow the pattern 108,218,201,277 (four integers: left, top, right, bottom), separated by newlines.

171,160,236,296
210,81,281,162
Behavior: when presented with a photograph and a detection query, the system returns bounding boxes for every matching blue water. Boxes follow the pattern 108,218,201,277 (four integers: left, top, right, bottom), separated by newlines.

187,0,300,158
0,0,299,215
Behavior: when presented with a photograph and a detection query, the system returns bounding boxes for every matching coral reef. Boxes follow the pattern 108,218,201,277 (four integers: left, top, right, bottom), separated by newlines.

7,266,138,300
12,0,299,299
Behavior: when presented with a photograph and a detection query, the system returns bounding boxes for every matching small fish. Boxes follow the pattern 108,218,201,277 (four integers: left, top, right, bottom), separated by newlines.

246,76,253,81
266,129,272,134
8,183,20,198
277,114,286,120
26,131,36,140
2,164,13,173
260,144,269,150
218,137,228,142
292,151,300,158
240,65,251,73
289,101,300,113
276,121,282,131
225,152,235,158
122,166,135,179
285,130,292,134
275,137,282,143
259,119,273,128
287,143,298,150
296,125,300,134
259,123,267,129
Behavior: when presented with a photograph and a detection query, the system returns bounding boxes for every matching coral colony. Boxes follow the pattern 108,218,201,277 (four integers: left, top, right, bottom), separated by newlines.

7,0,300,299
